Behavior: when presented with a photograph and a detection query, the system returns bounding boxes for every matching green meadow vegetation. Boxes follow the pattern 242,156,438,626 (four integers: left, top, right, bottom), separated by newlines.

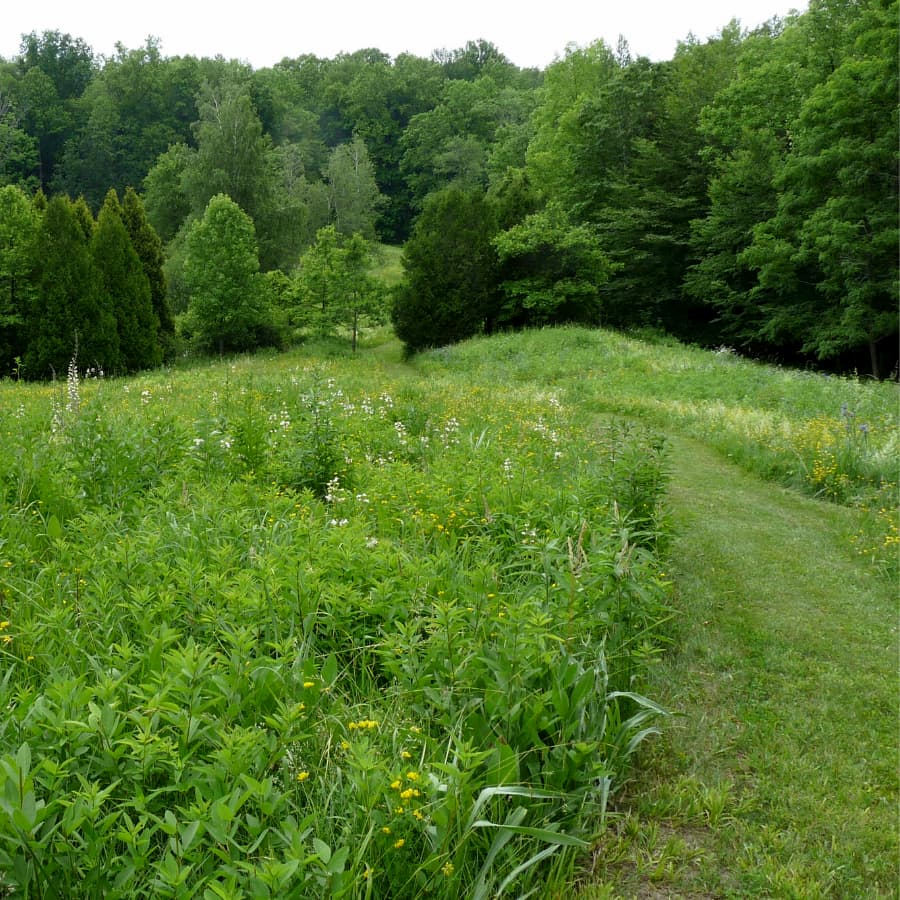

1,326,896,897
0,329,674,897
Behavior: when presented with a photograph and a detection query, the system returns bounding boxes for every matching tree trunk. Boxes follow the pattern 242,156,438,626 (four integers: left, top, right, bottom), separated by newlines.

868,336,879,380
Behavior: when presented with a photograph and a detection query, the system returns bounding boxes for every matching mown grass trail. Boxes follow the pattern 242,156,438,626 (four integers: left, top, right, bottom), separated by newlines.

584,433,898,898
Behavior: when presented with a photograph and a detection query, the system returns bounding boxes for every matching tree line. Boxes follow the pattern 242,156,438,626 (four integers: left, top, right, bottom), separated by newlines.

0,0,896,378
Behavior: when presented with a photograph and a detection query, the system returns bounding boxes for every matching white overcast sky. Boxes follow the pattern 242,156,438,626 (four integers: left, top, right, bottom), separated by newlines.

2,0,808,69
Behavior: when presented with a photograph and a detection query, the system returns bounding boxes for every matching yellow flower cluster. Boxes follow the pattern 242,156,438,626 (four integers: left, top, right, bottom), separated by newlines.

348,719,379,730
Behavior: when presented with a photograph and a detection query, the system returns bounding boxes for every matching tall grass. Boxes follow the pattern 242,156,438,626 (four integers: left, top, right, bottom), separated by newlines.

419,327,899,577
0,338,672,897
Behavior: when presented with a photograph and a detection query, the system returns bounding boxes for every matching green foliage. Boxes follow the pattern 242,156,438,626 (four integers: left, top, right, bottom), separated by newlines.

92,189,162,373
53,39,200,208
0,330,674,898
182,194,273,353
325,136,386,240
25,194,118,377
0,102,39,189
141,142,194,244
0,4,894,377
392,187,500,355
295,226,388,349
122,186,175,355
493,202,614,328
0,184,39,373
742,0,899,376
185,80,274,230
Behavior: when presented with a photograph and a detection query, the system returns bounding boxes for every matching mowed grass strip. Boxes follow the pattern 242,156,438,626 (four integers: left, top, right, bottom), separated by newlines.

581,433,898,898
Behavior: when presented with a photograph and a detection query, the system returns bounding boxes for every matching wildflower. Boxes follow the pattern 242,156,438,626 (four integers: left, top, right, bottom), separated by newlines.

303,681,316,688
393,839,405,849
400,788,421,800
296,771,310,782
390,779,402,790
381,826,391,835
400,750,412,760
406,771,419,781
441,862,454,877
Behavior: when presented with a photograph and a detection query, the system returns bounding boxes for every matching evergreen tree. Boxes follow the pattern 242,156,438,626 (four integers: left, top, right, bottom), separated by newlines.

391,187,500,355
71,196,95,240
122,186,174,355
0,184,40,373
92,188,162,372
26,194,118,377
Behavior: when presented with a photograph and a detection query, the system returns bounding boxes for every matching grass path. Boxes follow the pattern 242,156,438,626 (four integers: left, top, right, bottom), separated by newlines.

584,433,898,898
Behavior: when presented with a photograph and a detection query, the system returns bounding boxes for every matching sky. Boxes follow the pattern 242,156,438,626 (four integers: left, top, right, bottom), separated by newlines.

2,0,808,70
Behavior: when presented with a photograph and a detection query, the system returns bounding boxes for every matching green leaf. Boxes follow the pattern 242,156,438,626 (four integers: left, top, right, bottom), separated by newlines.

46,515,63,541
312,837,331,864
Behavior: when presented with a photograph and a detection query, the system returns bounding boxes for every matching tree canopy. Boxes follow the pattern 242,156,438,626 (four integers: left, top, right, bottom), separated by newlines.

0,5,895,376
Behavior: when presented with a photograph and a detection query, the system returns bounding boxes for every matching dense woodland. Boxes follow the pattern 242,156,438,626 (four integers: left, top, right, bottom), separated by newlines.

0,0,897,379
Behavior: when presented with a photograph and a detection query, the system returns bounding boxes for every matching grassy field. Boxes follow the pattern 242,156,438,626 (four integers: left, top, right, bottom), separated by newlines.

0,329,672,898
0,326,896,897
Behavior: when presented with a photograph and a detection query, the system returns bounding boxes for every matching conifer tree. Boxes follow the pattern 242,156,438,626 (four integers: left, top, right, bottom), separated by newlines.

26,194,118,377
0,185,40,373
93,188,162,372
71,195,96,240
392,187,500,354
122,186,174,355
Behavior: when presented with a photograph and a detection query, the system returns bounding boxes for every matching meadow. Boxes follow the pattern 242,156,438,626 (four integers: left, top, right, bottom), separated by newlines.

0,326,896,898
0,331,673,898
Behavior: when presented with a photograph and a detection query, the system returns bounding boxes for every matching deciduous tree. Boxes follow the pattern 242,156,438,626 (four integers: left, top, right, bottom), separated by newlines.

182,193,271,353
